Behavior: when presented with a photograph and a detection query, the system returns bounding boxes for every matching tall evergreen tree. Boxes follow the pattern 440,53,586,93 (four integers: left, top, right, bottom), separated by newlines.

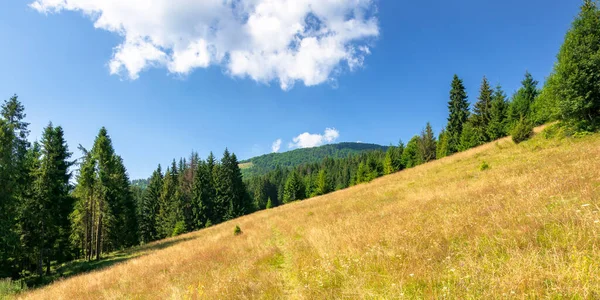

507,72,539,126
472,76,494,142
138,165,163,243
552,0,600,127
418,122,437,163
192,160,215,228
436,129,449,159
487,85,509,140
158,161,179,238
31,123,73,275
446,75,470,154
283,171,305,203
401,136,422,168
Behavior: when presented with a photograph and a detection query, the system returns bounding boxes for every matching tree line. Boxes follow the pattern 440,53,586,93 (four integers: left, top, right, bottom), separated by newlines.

0,0,598,285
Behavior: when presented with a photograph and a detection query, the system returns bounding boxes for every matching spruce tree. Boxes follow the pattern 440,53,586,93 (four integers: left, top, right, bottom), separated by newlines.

418,122,437,163
283,171,305,203
138,165,163,243
446,75,470,154
436,129,449,159
507,72,539,126
316,169,332,195
158,161,179,238
401,136,422,168
191,160,215,229
458,121,479,151
472,76,494,142
487,85,509,140
553,0,600,127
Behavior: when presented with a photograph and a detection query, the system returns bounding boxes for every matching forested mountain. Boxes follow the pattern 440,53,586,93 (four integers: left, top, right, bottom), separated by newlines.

239,142,388,178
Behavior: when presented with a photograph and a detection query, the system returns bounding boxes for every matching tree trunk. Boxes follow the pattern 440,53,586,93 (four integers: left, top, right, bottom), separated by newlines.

96,203,102,261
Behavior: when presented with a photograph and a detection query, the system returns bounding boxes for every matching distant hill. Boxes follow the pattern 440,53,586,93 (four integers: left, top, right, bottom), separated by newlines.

240,142,388,178
131,179,149,189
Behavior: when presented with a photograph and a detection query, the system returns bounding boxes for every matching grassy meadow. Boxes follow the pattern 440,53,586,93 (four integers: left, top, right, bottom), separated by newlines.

17,126,600,299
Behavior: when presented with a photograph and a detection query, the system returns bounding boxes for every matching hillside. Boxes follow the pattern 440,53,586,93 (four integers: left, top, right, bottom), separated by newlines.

240,142,388,178
18,127,600,299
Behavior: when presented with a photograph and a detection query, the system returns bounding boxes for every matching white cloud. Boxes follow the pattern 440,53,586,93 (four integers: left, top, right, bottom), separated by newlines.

31,0,379,90
289,128,339,149
271,139,282,153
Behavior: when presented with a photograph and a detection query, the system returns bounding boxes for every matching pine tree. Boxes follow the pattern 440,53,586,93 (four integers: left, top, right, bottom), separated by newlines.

418,122,437,163
472,76,494,142
487,85,509,140
446,75,470,154
553,0,600,127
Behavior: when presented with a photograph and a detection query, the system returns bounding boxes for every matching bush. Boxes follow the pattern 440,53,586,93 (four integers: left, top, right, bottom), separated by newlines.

205,219,212,228
266,198,272,209
479,161,489,171
0,278,26,297
172,221,186,236
234,225,242,236
511,118,533,144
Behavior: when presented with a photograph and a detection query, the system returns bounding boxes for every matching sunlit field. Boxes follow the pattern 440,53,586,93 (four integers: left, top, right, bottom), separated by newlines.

20,126,600,299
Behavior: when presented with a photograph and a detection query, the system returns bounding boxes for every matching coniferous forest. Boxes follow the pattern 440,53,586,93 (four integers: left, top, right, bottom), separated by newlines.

1,0,599,289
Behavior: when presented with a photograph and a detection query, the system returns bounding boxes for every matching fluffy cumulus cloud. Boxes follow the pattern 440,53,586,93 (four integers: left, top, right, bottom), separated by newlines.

271,138,282,153
288,128,339,149
31,0,379,89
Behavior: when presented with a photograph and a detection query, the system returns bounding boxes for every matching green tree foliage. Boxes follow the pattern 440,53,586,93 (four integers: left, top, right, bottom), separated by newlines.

401,136,422,169
138,165,162,244
316,169,332,196
240,142,387,178
191,160,215,228
436,129,449,159
507,72,539,127
158,161,179,238
383,144,403,175
283,171,305,203
472,76,494,142
551,0,600,127
446,75,470,154
511,117,534,144
418,122,437,163
458,121,480,151
531,73,561,125
487,85,509,140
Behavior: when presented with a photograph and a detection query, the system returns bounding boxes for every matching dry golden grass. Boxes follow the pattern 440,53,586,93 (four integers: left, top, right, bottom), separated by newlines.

20,127,600,299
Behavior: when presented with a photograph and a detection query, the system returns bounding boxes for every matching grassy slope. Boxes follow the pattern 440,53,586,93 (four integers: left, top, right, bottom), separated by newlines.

20,128,600,299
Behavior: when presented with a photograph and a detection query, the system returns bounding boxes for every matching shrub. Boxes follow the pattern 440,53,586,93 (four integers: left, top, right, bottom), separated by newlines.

205,219,212,228
0,278,26,297
172,221,186,236
479,161,489,171
266,198,272,209
234,225,242,236
511,118,533,144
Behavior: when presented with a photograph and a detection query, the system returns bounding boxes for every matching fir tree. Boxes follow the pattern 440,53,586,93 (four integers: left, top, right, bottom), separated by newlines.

191,160,215,229
418,122,437,163
487,85,509,140
446,75,470,154
552,0,600,127
436,129,449,159
158,161,179,238
283,171,305,203
507,72,539,126
138,165,162,244
401,136,422,168
472,76,494,142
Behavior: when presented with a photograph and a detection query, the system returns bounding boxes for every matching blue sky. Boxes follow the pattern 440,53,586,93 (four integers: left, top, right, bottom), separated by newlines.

0,0,580,180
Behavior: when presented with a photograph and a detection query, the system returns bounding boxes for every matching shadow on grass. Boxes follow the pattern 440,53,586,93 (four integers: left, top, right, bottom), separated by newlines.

23,235,197,290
